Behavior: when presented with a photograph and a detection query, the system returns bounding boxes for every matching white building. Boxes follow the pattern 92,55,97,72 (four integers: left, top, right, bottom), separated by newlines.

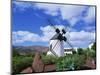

64,47,77,55
64,48,73,55
89,43,94,49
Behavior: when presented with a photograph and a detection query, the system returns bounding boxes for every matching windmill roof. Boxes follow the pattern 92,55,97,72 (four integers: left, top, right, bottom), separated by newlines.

50,34,59,40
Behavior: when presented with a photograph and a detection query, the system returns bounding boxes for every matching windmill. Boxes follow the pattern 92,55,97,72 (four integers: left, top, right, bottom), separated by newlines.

46,19,74,57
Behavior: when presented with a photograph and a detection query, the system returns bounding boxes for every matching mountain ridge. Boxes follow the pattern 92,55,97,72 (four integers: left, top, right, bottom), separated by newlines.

13,45,49,55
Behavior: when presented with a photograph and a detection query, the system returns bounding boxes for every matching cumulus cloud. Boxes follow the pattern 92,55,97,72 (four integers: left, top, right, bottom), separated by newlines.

34,3,60,16
12,25,67,44
40,25,55,42
34,3,95,26
12,31,41,44
13,1,32,11
83,6,95,23
13,1,95,27
12,2,96,47
64,30,95,48
34,3,86,19
40,25,66,41
70,31,95,41
12,25,95,48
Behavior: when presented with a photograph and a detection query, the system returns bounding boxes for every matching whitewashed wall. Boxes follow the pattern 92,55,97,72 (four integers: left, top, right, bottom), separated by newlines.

49,40,64,57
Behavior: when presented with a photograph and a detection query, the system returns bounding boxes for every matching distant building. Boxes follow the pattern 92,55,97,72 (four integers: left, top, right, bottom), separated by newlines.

64,47,78,55
64,48,73,55
88,43,94,49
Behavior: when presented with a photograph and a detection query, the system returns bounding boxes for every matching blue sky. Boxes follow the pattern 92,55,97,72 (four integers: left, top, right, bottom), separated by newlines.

12,1,96,48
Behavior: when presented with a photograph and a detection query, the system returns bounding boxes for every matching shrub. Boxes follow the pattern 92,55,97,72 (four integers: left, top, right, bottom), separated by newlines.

72,50,77,54
84,48,96,61
77,48,84,55
41,55,58,64
56,54,86,71
13,49,20,57
12,56,33,74
56,56,74,71
91,42,96,51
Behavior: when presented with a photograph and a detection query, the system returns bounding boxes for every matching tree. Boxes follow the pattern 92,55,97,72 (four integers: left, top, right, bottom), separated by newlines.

77,48,84,55
72,50,76,54
90,42,96,61
91,42,96,51
13,49,19,56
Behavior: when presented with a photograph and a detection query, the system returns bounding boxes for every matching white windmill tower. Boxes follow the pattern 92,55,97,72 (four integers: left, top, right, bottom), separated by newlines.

46,19,74,57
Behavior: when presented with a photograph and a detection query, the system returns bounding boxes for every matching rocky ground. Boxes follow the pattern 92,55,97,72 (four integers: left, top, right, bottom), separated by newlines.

20,52,56,74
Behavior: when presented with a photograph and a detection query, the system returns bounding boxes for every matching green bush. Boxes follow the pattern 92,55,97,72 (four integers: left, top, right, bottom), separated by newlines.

77,48,84,55
41,55,58,64
56,56,74,71
12,47,96,73
12,56,33,74
91,42,96,51
13,49,20,57
84,48,96,60
56,54,86,71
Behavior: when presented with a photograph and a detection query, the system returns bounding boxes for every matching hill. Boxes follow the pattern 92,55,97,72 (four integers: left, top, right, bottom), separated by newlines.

13,45,49,55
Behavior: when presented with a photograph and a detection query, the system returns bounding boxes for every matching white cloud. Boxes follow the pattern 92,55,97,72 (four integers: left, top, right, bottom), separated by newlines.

34,3,95,26
34,3,60,16
40,25,55,41
83,6,95,23
40,25,65,41
12,2,96,47
12,25,95,48
40,26,95,48
70,30,95,41
34,3,86,19
12,25,67,44
13,1,32,11
64,30,95,48
12,31,41,44
60,5,86,19
35,3,86,19
34,3,95,28
13,1,95,27
83,26,95,32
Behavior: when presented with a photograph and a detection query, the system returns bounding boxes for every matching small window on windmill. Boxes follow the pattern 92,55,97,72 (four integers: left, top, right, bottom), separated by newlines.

50,44,52,51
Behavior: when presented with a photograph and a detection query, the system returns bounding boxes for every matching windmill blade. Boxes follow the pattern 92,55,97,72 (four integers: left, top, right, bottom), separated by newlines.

63,29,70,42
46,18,57,30
88,40,95,48
47,18,60,33
65,26,70,33
63,23,71,33
65,40,74,50
63,21,71,37
50,40,59,57
61,26,70,36
66,33,70,41
64,25,71,42
62,29,66,34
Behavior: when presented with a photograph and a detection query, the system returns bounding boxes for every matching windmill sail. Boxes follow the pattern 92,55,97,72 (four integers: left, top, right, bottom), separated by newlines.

47,18,60,33
47,19,56,30
65,40,74,50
